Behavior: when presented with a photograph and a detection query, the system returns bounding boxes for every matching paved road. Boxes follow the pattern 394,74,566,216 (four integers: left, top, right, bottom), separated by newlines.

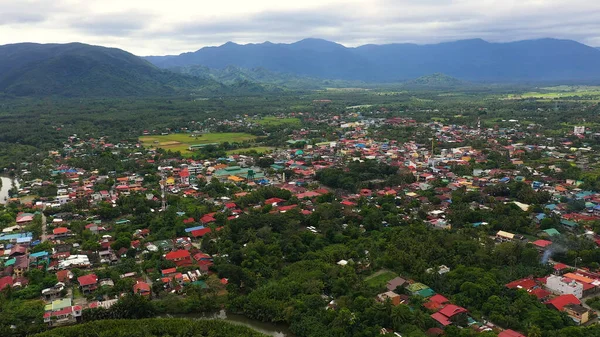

41,207,48,242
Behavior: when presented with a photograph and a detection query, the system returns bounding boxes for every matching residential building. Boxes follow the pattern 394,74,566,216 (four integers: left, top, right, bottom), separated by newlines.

133,281,151,297
377,291,401,306
77,274,98,293
563,304,591,325
165,249,192,267
546,275,583,298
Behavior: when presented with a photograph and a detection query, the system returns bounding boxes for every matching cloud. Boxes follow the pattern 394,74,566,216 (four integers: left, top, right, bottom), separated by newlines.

1,0,600,55
170,10,343,37
70,12,155,36
0,0,67,26
154,0,600,51
0,12,46,25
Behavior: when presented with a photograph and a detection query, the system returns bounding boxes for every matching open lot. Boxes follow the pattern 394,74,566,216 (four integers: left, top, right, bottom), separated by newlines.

365,269,397,289
226,146,275,155
253,117,301,127
140,132,257,155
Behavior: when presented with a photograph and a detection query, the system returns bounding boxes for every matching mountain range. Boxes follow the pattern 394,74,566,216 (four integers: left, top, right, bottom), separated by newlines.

2,38,600,97
147,38,600,83
0,43,226,97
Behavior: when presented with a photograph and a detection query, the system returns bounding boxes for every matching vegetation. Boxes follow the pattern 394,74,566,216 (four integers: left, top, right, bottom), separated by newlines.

140,132,257,155
32,318,267,337
0,43,228,97
403,73,466,88
254,117,301,127
5,80,600,337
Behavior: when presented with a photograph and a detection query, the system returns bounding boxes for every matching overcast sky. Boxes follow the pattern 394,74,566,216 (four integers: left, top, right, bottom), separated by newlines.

1,0,599,56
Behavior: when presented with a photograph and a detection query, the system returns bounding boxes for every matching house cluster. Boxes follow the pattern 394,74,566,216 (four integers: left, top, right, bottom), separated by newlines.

375,276,495,334
2,107,600,334
505,262,600,325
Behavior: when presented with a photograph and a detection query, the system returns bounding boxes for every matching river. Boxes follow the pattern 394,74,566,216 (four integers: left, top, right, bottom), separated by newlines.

0,176,19,204
172,310,293,337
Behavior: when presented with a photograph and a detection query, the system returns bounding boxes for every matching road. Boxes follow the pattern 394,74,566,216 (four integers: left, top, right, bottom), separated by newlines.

40,206,48,242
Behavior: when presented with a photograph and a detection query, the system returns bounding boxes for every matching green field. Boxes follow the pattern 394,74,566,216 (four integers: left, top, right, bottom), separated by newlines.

365,270,397,289
506,86,600,100
226,146,275,155
254,117,301,127
140,133,257,155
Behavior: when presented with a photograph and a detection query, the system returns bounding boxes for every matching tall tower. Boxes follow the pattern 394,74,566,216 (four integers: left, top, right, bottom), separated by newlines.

160,171,167,211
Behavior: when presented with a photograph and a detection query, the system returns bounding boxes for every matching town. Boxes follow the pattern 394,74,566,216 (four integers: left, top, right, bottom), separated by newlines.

2,99,600,337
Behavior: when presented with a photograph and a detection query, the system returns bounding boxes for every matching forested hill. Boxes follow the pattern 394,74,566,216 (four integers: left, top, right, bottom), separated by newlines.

0,43,226,97
146,38,600,82
170,64,369,90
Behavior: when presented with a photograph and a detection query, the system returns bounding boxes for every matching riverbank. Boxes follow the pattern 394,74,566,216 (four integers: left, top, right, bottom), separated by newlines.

32,318,268,337
169,310,293,337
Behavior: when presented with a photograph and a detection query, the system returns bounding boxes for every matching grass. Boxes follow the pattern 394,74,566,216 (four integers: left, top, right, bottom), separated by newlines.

505,86,600,100
140,132,257,155
72,286,83,299
325,87,369,92
254,117,301,127
226,146,275,155
410,96,434,102
365,270,397,289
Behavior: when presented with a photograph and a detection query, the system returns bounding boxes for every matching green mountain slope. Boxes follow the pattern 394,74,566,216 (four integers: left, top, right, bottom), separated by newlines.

403,73,467,88
0,43,226,97
171,64,368,90
147,38,600,82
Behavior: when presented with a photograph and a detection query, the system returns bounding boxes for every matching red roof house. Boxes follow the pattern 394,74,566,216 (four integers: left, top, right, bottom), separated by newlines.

191,228,212,238
530,288,551,300
161,268,177,276
438,304,468,318
531,240,552,248
430,312,452,326
133,281,151,297
506,278,537,291
56,270,73,283
553,263,569,272
200,214,216,224
264,197,285,205
193,253,212,262
546,294,581,311
77,274,98,293
498,330,526,337
278,205,297,212
53,227,69,235
165,250,192,267
424,294,450,311
0,276,13,290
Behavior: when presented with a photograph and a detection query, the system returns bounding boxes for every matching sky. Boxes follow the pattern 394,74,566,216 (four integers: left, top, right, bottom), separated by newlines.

1,0,599,56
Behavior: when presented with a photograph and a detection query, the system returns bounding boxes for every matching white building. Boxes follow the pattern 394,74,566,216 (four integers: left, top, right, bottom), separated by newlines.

546,274,583,299
56,195,70,205
574,126,586,135
58,255,90,269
